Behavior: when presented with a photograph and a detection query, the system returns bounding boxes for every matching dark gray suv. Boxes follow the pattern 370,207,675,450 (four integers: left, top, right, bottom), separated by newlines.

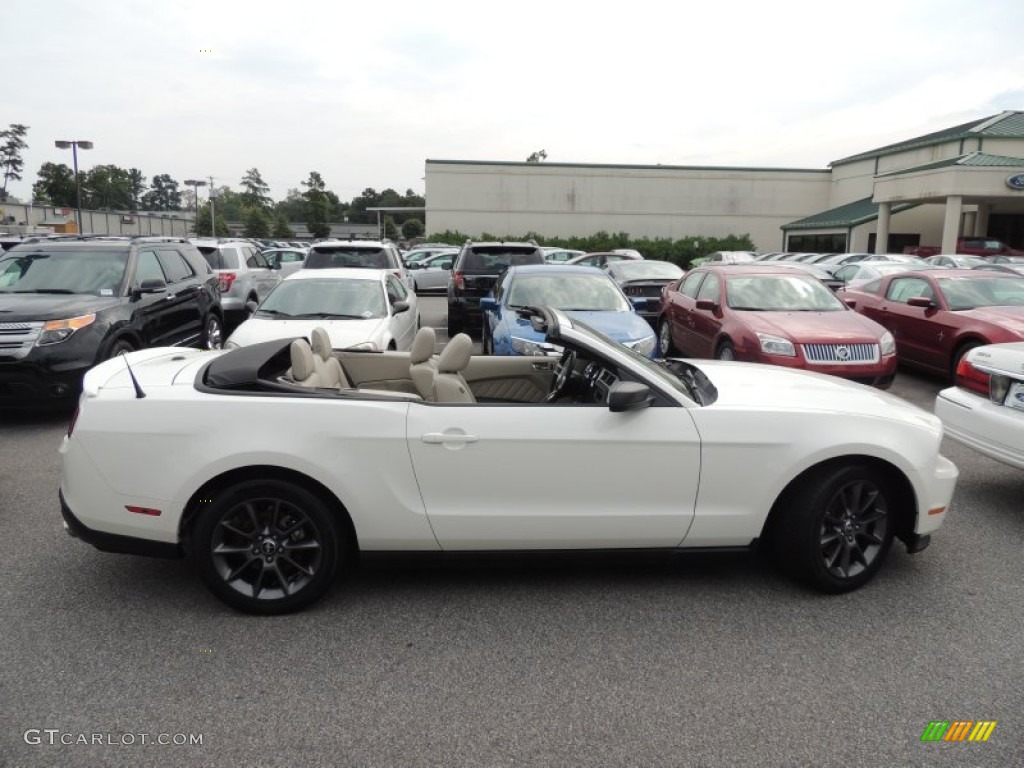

446,241,545,336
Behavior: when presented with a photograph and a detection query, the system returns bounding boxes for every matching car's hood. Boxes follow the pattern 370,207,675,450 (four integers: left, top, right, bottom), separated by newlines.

687,359,939,428
0,293,122,322
737,310,884,342
226,316,388,348
563,310,654,341
959,306,1024,334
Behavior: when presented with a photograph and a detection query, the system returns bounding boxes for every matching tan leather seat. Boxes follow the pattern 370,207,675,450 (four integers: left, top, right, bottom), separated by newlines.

430,333,475,403
289,339,332,388
310,327,350,388
409,326,438,400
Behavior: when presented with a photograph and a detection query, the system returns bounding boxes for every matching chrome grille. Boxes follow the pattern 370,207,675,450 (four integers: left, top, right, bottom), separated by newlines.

802,343,879,365
0,322,43,360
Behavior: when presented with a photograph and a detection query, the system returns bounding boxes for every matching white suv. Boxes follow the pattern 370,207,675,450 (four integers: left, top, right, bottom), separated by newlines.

304,239,411,290
192,239,282,324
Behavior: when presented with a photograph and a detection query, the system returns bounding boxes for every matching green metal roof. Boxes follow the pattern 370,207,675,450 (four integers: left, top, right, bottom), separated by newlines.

876,151,1024,176
831,111,1024,167
782,197,918,231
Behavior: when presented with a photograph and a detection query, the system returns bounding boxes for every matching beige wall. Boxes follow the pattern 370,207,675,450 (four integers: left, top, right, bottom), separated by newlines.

426,161,831,252
0,202,189,237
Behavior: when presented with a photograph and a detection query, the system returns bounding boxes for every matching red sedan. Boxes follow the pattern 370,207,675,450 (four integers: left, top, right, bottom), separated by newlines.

657,265,898,388
840,269,1024,379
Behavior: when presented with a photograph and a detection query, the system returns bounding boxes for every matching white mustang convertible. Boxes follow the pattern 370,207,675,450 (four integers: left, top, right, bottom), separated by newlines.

59,307,958,614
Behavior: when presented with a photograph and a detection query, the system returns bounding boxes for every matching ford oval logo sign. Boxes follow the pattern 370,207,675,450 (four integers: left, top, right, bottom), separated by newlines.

1006,173,1024,190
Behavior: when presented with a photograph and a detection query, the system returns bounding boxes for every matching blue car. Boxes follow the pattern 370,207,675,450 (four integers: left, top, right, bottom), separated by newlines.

480,265,658,357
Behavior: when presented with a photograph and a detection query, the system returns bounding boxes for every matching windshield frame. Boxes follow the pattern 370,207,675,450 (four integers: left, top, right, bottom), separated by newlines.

0,250,130,296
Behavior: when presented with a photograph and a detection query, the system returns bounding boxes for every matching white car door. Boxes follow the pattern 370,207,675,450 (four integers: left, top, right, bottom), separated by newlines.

406,402,700,549
386,275,417,350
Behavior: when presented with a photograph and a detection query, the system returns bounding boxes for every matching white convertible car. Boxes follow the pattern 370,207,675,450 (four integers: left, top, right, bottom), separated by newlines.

59,308,958,614
935,341,1024,469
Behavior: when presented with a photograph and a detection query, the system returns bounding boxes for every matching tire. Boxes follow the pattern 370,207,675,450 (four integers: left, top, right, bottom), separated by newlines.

716,340,736,360
192,479,345,614
658,319,676,356
950,341,981,381
774,463,895,593
103,338,135,361
202,313,223,350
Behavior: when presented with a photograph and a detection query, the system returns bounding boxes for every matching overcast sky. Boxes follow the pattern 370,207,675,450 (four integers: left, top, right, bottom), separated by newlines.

4,0,1024,203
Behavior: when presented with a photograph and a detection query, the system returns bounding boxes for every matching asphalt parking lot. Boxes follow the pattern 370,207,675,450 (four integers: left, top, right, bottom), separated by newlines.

1,296,1021,767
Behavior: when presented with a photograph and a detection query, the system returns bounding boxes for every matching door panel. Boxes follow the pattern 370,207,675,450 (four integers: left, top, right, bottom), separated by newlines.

406,403,700,549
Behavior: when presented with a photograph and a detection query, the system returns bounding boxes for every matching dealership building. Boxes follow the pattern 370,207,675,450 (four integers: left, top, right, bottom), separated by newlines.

425,110,1024,254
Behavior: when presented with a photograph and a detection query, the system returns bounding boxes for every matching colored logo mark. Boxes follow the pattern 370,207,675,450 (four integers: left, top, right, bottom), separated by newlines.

921,720,996,742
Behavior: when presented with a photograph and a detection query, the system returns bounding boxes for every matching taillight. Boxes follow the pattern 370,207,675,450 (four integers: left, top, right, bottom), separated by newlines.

67,406,79,437
454,271,465,291
218,272,237,293
955,356,989,397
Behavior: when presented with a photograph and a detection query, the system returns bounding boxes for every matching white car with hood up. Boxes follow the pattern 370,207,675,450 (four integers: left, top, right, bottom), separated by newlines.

224,268,420,352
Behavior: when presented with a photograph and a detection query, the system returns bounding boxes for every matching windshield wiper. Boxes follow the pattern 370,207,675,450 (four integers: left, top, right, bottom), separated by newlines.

12,288,77,294
254,309,295,318
288,312,370,319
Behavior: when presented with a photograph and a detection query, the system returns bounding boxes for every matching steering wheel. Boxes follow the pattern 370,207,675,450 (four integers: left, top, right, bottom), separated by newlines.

544,349,577,403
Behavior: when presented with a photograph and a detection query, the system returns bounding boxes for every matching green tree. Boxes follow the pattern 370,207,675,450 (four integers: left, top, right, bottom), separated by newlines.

82,165,134,210
195,205,230,237
141,174,182,211
275,188,306,222
272,211,295,238
301,171,331,240
127,168,146,211
210,186,244,221
401,217,424,239
0,123,29,201
348,187,380,224
242,206,272,238
239,168,272,211
32,162,76,206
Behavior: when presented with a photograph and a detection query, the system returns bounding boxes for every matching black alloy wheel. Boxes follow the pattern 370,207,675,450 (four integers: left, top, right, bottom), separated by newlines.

193,480,344,614
776,463,895,593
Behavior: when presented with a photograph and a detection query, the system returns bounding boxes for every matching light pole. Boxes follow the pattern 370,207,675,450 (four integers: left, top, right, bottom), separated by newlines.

54,139,93,234
183,178,207,235
208,179,219,237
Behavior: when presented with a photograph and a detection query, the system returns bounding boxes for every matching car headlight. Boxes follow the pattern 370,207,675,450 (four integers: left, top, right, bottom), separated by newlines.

37,314,96,345
757,333,795,357
628,336,657,357
510,336,559,356
879,331,896,356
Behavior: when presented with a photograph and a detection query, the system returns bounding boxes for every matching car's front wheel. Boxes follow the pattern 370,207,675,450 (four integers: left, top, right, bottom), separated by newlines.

193,479,345,614
775,463,895,593
658,319,675,356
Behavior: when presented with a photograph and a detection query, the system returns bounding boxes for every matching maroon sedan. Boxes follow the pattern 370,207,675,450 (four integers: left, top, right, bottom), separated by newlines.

841,269,1024,379
657,265,898,388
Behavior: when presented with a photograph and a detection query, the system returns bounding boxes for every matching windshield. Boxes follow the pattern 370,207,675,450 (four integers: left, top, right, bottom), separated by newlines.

305,247,390,269
936,276,1024,310
197,245,241,270
463,247,541,270
725,275,844,311
0,251,128,295
256,278,387,319
612,261,684,280
507,274,631,311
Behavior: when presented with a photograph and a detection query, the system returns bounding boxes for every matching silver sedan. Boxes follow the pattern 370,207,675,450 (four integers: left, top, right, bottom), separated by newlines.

410,251,457,293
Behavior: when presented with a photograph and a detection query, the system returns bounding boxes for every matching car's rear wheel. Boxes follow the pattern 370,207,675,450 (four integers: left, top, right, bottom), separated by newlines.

716,340,736,360
658,319,675,356
775,463,895,593
193,479,344,614
203,313,223,350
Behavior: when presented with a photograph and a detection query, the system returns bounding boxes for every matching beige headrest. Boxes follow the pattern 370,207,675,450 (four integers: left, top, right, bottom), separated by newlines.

410,326,436,364
290,340,316,380
438,333,473,373
310,327,333,361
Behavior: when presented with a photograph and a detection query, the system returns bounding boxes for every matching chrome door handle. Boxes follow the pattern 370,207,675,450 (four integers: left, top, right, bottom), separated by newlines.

164,293,177,300
421,432,478,444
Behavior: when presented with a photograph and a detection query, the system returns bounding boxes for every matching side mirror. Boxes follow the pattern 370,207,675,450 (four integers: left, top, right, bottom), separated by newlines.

479,297,498,312
245,299,259,314
392,300,410,314
906,296,936,309
441,263,452,271
136,278,166,294
695,298,717,311
608,381,654,412
843,298,857,309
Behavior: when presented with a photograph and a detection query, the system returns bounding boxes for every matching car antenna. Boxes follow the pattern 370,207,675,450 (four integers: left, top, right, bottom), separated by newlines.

120,351,147,399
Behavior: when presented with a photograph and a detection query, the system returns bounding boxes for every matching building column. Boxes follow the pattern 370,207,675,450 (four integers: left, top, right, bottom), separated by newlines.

875,202,891,254
974,203,990,236
940,196,963,254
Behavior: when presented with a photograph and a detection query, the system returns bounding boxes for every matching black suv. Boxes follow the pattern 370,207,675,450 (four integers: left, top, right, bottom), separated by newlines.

0,236,223,407
446,241,545,336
